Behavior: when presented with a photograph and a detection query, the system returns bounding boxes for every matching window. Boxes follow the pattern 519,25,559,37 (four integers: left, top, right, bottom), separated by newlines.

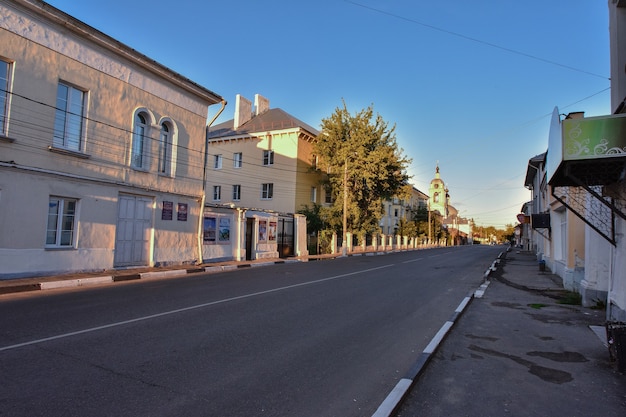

261,183,273,199
0,59,11,136
158,123,170,174
310,186,317,202
233,152,242,168
132,112,148,169
53,82,86,152
324,185,332,204
214,154,222,169
263,150,274,166
213,185,221,201
46,197,77,247
233,184,241,200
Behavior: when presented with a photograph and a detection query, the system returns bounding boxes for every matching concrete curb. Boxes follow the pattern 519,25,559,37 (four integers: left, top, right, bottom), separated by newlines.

0,260,297,295
370,255,502,417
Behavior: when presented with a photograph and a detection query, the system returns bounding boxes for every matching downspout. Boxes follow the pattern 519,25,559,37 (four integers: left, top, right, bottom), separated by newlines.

197,99,227,264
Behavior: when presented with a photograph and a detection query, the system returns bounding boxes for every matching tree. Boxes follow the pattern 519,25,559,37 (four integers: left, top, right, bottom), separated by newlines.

313,102,411,238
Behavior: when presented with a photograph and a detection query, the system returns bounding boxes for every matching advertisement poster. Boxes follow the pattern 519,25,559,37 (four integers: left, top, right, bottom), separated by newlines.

162,201,173,221
203,217,216,244
177,203,188,221
268,221,277,241
218,217,230,242
258,220,267,242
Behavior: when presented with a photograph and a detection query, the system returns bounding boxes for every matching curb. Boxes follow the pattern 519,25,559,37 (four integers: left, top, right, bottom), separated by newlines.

370,255,501,417
0,260,295,295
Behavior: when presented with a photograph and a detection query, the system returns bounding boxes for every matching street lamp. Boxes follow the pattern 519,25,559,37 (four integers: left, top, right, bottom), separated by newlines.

342,158,348,256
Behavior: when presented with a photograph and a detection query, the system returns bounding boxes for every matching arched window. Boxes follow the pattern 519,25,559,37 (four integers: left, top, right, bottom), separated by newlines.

132,113,147,169
434,192,439,203
157,117,178,176
158,122,170,174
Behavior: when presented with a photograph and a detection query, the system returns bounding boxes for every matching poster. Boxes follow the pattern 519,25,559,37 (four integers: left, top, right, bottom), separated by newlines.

177,203,188,221
203,217,216,244
268,221,277,241
162,201,173,221
218,217,230,242
258,220,267,242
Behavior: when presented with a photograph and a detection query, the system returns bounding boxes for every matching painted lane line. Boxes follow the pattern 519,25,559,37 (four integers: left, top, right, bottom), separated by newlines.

401,258,424,264
0,264,394,352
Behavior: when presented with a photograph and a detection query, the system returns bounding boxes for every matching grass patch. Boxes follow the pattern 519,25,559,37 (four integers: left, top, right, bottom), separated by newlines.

529,303,548,309
557,291,582,306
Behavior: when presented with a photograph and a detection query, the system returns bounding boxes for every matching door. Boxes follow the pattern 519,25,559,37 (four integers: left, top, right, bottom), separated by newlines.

114,195,153,267
245,217,254,261
277,217,294,258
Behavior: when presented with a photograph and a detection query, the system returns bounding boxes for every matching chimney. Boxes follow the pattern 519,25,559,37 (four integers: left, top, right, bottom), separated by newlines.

233,94,252,129
254,94,270,116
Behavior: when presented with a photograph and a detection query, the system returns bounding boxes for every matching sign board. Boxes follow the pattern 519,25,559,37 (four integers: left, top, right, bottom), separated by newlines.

562,113,626,161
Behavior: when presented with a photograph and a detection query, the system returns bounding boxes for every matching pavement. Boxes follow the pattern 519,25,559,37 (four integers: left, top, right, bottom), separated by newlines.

389,249,626,417
2,249,625,417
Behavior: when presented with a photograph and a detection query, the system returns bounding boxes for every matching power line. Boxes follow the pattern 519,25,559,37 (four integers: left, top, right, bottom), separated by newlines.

344,0,609,80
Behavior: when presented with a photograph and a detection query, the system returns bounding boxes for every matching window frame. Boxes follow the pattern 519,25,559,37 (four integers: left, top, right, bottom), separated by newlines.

261,183,274,200
263,150,274,166
45,196,78,248
213,185,221,201
233,184,241,201
158,122,171,175
53,81,87,153
131,111,149,170
233,152,242,168
214,154,223,169
0,58,12,138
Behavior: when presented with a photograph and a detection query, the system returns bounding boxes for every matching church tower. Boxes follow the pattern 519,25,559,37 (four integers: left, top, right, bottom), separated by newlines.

428,164,449,217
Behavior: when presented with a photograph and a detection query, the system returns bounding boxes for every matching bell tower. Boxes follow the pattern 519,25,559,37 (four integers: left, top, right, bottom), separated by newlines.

428,164,449,217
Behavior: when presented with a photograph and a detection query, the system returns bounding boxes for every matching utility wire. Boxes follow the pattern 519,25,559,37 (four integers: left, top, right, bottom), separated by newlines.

345,0,609,80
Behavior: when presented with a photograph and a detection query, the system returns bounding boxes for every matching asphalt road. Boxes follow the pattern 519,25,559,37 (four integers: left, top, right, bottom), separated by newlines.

0,245,501,417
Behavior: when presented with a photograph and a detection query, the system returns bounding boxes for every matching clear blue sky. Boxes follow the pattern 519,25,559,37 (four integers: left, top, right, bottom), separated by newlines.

46,0,611,228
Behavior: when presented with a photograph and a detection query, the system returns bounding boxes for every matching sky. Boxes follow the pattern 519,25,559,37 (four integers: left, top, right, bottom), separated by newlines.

45,0,612,228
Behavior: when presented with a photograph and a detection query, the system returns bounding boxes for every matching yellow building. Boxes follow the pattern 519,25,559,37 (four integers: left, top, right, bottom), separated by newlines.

206,94,317,260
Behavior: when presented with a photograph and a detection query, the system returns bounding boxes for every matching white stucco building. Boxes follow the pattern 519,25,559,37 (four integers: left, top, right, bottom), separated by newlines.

0,0,224,278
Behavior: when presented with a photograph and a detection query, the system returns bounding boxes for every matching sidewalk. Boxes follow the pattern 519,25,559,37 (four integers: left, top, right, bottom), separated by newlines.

394,250,626,417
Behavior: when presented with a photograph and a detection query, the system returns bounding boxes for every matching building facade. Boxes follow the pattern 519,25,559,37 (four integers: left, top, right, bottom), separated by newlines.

205,94,316,261
522,1,626,320
0,0,223,278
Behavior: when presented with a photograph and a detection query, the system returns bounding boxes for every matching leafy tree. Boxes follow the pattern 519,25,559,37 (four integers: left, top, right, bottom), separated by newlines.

297,203,325,236
313,102,411,237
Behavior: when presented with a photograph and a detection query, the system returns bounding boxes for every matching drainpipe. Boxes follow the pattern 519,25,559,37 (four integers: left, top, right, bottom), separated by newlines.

197,99,227,264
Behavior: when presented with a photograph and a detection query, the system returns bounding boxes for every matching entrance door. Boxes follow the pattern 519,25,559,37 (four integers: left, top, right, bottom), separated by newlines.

245,217,254,261
114,195,153,267
278,217,294,258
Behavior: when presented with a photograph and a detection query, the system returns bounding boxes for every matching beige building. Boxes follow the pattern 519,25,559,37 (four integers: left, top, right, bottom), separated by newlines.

380,186,428,236
0,0,223,278
205,94,317,260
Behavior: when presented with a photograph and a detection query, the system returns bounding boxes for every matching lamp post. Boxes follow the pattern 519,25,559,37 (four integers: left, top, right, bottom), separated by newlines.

342,158,348,256
426,197,431,245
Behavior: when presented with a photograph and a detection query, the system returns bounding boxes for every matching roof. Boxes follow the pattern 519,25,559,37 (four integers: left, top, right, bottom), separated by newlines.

13,0,223,105
524,152,546,188
208,108,319,139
